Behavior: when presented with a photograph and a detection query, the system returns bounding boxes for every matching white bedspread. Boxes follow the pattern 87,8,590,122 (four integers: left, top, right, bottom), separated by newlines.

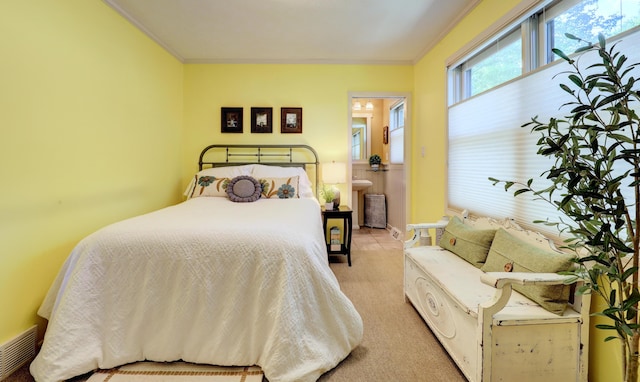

30,197,363,382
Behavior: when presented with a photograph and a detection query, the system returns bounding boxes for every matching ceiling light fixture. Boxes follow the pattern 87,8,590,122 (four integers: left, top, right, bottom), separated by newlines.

353,101,362,111
365,101,374,110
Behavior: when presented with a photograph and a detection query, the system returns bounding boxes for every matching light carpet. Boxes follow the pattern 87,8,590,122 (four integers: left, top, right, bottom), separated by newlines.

322,249,466,382
85,362,263,382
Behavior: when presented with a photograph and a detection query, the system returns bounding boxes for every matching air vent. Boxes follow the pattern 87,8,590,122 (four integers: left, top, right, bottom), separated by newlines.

390,227,402,241
0,325,37,381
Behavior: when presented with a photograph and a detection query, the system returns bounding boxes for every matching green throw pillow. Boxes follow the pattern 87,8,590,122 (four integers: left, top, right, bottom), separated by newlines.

439,216,497,268
481,228,576,315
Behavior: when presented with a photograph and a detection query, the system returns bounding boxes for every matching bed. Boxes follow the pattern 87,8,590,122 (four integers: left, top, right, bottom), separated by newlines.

30,144,363,382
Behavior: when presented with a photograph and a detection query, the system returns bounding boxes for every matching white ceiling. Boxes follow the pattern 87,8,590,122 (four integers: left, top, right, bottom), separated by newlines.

103,0,479,64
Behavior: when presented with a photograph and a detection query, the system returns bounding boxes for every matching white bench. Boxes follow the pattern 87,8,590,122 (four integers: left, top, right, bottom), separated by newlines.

403,214,590,382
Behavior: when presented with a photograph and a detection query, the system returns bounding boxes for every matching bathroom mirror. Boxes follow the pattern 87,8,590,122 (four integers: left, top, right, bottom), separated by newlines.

351,114,371,162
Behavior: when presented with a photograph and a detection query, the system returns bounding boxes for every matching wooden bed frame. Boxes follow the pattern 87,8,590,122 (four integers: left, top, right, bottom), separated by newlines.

198,144,320,197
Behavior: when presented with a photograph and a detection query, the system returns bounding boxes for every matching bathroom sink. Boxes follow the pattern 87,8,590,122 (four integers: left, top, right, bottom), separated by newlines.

352,179,373,191
351,180,372,230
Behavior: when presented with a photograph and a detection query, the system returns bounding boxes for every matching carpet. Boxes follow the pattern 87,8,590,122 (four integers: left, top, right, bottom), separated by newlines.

322,249,466,382
85,362,263,382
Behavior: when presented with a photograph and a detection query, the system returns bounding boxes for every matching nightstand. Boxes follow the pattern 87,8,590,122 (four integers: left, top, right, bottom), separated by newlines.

321,206,353,266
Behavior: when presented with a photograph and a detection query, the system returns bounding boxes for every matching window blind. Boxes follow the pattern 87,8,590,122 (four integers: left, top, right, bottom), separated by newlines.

390,101,405,164
447,30,640,236
390,127,404,164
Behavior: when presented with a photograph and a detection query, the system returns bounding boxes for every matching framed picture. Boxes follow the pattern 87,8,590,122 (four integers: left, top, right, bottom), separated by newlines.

383,125,389,144
281,107,302,134
221,107,243,133
251,107,273,133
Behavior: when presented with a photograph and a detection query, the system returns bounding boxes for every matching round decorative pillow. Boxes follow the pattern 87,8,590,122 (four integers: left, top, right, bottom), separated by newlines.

226,175,262,202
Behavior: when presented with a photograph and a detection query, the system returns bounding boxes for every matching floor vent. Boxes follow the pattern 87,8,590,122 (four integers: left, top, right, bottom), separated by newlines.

390,227,402,241
0,325,37,381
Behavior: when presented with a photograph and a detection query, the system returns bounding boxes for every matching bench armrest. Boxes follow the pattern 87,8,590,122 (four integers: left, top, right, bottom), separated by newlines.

478,272,576,318
480,272,575,289
405,220,449,248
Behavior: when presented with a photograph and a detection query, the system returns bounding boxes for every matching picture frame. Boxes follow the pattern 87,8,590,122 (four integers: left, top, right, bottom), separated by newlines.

251,107,273,133
383,125,389,144
221,107,243,133
280,107,302,134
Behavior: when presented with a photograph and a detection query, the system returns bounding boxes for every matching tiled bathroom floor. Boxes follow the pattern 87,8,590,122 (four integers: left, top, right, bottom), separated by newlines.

351,226,403,251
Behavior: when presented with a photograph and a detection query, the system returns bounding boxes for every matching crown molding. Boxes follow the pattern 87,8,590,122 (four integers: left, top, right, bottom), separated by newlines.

103,0,185,63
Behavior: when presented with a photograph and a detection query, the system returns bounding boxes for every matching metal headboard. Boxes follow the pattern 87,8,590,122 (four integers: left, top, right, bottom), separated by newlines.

198,144,320,197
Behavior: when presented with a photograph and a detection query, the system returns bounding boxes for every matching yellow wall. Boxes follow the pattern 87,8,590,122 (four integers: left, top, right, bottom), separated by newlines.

412,0,618,380
0,0,183,343
411,0,520,224
182,64,413,193
0,1,412,346
590,292,624,380
0,0,619,379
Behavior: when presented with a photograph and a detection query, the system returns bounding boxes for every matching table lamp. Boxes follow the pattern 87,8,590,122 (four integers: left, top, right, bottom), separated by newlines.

322,161,346,209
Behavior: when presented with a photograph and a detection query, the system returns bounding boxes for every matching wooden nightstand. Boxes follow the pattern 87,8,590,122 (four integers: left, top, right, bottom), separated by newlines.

321,206,353,266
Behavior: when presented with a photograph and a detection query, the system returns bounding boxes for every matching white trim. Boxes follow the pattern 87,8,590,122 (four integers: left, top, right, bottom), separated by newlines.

412,0,483,64
102,0,185,62
347,91,411,230
185,58,415,65
445,0,551,67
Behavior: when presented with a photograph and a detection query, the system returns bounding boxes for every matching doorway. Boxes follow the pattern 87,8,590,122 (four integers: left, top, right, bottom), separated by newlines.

348,92,410,235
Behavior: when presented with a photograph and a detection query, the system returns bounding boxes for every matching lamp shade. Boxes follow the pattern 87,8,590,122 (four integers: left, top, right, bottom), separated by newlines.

322,162,347,184
365,101,374,110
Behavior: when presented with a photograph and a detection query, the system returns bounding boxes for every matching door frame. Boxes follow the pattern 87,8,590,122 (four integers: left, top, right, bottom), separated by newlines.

347,91,412,233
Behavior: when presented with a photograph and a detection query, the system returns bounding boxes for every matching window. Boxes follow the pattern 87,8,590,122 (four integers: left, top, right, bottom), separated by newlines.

449,0,640,104
462,28,522,98
543,0,640,64
446,0,640,235
389,101,404,164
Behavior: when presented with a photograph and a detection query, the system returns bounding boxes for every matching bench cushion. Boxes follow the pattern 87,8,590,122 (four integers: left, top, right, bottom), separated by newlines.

438,216,496,268
481,228,575,314
405,246,581,322
405,246,580,325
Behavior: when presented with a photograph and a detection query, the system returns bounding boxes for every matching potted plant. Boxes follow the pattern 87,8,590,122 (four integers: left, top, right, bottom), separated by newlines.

369,154,382,171
320,183,336,210
490,34,640,382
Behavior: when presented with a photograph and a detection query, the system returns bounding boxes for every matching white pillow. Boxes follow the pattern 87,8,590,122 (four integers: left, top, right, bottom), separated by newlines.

184,165,254,198
251,164,314,198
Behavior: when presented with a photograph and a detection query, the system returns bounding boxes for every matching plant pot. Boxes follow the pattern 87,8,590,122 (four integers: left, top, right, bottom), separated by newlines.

371,164,379,171
325,203,334,210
